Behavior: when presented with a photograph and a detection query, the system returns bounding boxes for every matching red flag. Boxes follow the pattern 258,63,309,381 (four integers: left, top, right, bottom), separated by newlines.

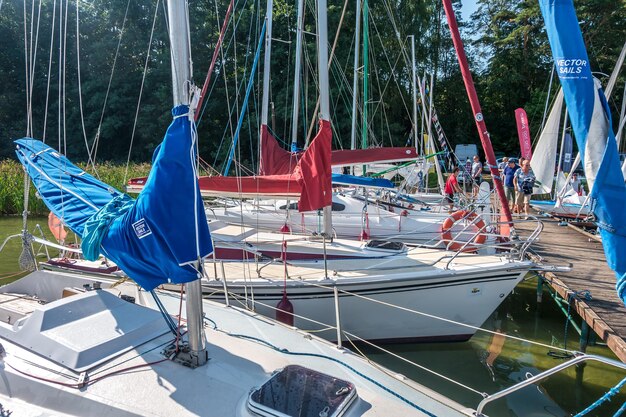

515,108,533,160
294,120,332,212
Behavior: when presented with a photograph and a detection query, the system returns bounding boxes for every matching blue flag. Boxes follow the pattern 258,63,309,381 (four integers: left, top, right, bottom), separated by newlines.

540,0,626,304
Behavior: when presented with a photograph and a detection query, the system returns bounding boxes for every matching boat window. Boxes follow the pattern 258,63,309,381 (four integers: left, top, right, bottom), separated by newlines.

279,202,299,210
248,365,357,417
278,202,345,212
364,240,406,252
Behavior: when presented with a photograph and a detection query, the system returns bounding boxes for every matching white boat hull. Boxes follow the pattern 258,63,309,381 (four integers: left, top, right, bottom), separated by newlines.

203,262,527,343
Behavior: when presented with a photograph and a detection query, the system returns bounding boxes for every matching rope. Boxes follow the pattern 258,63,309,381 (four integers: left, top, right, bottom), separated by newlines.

75,0,97,173
42,0,56,142
91,0,132,163
573,376,626,417
204,317,439,416
124,0,160,183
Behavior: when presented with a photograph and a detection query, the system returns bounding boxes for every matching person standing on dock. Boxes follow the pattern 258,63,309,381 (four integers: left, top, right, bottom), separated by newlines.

444,167,464,212
471,155,483,197
503,159,520,212
571,173,582,195
514,160,535,218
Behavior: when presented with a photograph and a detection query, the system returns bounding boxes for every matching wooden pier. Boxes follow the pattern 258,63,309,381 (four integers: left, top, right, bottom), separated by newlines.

518,215,626,362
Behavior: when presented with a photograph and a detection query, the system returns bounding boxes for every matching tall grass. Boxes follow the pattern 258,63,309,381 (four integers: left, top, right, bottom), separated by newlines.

0,160,151,215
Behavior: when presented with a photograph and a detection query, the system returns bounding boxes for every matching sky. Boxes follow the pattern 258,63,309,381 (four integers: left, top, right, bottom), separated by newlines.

461,0,479,22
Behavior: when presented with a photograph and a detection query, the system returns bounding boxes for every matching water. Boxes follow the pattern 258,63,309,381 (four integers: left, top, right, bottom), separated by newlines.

1,216,625,416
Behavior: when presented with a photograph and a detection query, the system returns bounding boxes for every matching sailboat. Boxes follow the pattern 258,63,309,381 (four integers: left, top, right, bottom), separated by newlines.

529,89,591,219
0,1,491,416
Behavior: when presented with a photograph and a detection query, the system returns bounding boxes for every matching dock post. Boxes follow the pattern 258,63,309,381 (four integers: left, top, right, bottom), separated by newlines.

536,275,543,303
580,321,590,353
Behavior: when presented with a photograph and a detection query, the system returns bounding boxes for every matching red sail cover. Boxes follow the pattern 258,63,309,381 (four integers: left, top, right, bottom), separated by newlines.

294,119,332,212
259,125,418,175
259,125,299,175
129,121,332,211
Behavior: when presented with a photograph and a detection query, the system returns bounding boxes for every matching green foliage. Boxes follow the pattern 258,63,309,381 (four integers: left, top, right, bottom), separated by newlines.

0,0,624,169
0,160,150,215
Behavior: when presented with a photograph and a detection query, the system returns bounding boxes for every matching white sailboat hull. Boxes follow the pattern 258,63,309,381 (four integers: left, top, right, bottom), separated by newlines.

203,259,528,343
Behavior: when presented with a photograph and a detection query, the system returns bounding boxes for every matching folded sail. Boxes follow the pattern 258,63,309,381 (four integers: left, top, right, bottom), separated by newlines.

258,123,418,176
540,0,626,304
15,139,123,235
15,105,213,291
530,89,563,194
295,119,332,212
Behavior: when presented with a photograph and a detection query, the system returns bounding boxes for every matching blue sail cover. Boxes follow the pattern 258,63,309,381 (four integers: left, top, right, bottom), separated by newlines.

330,174,394,189
540,0,626,304
15,139,122,235
15,105,213,291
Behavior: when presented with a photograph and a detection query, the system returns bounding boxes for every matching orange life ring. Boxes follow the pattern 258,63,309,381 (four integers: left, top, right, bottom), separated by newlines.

441,210,487,251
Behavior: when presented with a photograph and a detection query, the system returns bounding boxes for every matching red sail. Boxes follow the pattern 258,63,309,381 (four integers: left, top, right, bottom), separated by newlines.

259,124,418,175
259,125,299,175
294,120,332,212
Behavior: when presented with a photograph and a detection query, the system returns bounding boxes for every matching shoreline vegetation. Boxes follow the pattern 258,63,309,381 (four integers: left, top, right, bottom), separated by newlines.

0,160,150,216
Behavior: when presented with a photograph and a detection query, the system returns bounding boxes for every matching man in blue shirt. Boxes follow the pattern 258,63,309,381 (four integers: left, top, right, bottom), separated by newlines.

503,159,520,212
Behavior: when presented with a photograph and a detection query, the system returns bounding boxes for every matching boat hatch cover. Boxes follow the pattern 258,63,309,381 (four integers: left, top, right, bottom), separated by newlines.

0,290,168,372
248,365,357,417
364,240,406,252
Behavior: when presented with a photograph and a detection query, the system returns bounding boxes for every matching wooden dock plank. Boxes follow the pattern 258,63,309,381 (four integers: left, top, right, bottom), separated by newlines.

518,215,626,362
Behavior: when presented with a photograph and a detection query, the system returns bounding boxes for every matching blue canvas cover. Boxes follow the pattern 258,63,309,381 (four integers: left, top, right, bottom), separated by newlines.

331,174,394,189
15,139,122,235
540,0,626,304
15,105,213,291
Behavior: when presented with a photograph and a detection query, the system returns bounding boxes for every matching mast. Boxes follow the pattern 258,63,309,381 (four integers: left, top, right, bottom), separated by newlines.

410,35,418,150
165,0,207,366
317,0,332,236
260,0,273,160
290,0,305,150
442,0,514,224
350,0,362,175
554,108,568,200
361,0,369,175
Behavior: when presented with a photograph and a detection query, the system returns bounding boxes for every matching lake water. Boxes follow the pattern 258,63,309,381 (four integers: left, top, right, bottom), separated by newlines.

1,215,625,416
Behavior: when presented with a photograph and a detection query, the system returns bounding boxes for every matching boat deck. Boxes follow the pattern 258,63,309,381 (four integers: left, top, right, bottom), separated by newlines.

518,214,626,362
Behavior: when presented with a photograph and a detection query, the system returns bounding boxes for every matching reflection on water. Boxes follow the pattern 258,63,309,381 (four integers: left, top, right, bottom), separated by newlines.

1,217,626,416
362,280,626,417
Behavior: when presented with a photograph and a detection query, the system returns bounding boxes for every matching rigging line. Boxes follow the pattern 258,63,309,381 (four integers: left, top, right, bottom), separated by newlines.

196,0,248,125
211,3,255,173
124,0,160,184
22,0,30,136
345,333,485,396
62,0,70,156
75,0,97,175
27,0,43,138
368,15,411,122
91,0,132,161
223,20,267,175
42,0,57,143
57,0,62,154
195,0,234,122
303,0,349,147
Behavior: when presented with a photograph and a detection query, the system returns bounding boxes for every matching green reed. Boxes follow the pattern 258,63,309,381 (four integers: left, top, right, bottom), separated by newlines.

0,160,151,215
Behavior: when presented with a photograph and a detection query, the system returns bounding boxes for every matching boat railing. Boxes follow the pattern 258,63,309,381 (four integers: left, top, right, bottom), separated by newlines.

212,271,608,415
474,354,626,416
441,215,543,268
